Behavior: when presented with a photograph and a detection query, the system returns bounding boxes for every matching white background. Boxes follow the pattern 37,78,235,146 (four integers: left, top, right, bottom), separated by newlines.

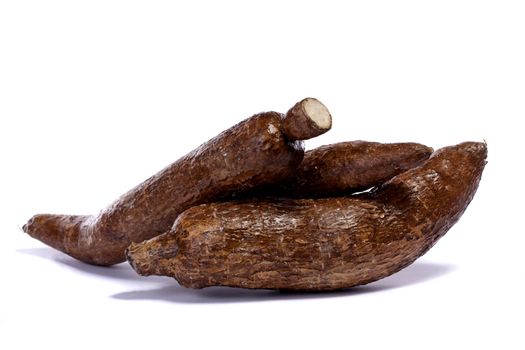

1,1,524,349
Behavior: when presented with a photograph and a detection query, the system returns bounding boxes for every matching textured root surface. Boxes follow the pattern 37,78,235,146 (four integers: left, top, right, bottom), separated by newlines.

245,141,434,199
23,99,329,266
127,142,487,291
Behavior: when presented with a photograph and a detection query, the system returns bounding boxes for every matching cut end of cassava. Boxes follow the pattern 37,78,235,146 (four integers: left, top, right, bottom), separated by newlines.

303,98,332,130
282,98,332,141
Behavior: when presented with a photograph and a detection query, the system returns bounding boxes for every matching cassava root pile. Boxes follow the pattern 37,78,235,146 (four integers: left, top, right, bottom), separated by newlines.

23,97,487,292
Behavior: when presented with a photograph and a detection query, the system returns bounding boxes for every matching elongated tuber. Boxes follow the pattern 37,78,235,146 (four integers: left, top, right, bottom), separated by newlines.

127,142,487,291
23,98,332,266
244,141,433,198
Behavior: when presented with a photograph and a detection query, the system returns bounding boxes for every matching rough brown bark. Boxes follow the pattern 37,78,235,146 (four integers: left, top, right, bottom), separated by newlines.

23,99,331,266
243,141,433,199
127,142,487,291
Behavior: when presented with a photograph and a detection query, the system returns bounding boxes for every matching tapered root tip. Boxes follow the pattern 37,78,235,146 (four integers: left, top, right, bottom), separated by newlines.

23,214,67,252
463,141,488,168
408,143,434,163
421,145,434,156
22,214,87,255
283,98,332,141
465,141,488,159
433,141,488,164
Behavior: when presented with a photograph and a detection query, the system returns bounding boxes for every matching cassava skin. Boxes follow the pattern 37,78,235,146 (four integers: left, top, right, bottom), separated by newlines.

127,142,487,291
23,98,332,266
246,141,433,198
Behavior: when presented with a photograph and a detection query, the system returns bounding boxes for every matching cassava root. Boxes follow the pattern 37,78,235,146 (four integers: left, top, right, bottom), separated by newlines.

242,141,433,199
127,142,487,291
23,98,332,266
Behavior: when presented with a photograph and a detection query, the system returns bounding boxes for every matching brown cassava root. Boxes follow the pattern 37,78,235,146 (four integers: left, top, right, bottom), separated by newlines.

242,141,433,199
23,98,332,266
127,142,487,291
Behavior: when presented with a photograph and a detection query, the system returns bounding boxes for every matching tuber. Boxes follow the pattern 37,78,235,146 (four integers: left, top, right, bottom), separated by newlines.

244,141,433,198
23,98,332,266
127,142,487,291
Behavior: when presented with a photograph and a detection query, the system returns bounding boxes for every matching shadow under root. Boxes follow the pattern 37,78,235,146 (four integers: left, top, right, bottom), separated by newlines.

111,261,457,304
18,247,456,304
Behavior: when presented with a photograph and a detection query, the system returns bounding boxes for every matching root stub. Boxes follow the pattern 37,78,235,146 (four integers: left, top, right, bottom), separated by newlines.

282,98,332,141
127,142,487,291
